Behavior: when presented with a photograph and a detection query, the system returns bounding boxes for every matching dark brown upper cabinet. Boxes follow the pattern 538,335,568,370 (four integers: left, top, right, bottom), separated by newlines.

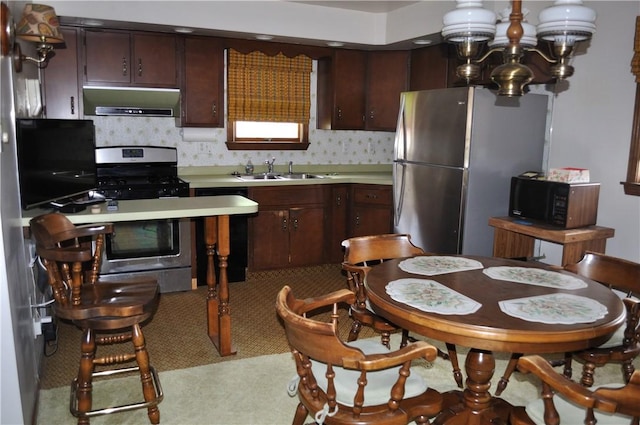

317,49,367,130
83,29,178,87
178,36,224,127
43,27,81,119
409,44,454,91
317,49,409,132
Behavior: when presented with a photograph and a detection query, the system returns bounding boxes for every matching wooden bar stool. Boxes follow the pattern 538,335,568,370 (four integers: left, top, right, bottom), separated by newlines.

30,213,163,425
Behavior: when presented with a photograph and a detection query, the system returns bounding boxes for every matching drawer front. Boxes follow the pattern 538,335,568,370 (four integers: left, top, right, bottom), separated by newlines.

249,185,325,207
352,185,392,206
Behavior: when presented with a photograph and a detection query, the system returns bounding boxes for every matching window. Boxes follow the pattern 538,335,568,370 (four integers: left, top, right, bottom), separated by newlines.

226,49,312,150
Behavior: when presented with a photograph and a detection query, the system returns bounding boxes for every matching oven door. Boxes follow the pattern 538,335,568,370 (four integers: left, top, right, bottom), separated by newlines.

100,218,192,292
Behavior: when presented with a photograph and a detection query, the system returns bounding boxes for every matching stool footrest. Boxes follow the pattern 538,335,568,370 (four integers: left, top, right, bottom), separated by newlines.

70,365,163,418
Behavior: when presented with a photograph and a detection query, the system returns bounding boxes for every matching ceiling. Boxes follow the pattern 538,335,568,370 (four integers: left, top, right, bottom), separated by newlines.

58,1,437,50
289,1,420,13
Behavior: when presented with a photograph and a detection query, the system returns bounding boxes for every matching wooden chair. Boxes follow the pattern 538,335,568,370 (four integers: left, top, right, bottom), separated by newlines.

341,234,463,388
510,354,640,425
30,213,163,425
276,285,443,425
559,251,640,387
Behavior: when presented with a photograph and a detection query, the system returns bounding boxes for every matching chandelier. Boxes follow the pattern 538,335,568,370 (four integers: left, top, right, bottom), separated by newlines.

441,0,596,96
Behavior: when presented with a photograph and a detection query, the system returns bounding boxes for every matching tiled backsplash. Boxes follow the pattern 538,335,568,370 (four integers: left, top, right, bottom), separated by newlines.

92,61,396,168
93,115,395,168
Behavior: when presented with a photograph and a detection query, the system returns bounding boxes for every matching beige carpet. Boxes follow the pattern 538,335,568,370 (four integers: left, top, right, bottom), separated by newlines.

37,332,639,425
36,264,639,424
38,334,540,425
40,264,376,390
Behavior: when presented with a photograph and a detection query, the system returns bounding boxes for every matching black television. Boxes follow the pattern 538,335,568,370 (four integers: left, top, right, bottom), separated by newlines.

16,118,98,210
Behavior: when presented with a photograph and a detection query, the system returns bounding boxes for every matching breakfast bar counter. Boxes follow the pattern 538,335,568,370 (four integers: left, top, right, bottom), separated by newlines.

20,195,258,225
22,195,259,357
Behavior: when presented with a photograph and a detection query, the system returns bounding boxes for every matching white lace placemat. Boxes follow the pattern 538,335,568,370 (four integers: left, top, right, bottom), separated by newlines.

385,278,482,315
398,256,484,276
483,266,587,290
499,293,608,324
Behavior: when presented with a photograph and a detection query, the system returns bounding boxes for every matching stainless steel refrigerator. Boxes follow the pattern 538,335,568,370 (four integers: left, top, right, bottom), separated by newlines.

393,86,549,256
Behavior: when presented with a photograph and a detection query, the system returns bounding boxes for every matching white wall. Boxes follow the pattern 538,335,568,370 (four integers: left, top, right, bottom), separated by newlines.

535,2,640,263
478,2,640,264
1,2,42,423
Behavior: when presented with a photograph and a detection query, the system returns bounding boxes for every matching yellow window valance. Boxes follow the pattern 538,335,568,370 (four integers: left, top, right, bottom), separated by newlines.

227,49,312,123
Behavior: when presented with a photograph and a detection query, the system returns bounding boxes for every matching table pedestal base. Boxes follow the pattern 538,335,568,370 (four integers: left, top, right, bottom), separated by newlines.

434,349,513,425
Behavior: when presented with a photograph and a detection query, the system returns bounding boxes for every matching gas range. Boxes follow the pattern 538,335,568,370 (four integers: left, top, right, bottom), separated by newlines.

95,146,189,200
95,146,192,294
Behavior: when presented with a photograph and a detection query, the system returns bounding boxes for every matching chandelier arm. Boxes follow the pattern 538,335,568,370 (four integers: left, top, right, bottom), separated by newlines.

526,47,558,65
474,47,505,65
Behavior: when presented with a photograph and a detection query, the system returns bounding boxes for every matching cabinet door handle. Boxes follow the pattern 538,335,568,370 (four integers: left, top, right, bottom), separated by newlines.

293,218,298,230
70,96,75,115
336,107,342,120
282,218,288,231
211,102,217,116
336,194,342,206
369,110,375,120
355,213,360,227
366,193,378,199
122,57,128,76
138,58,143,77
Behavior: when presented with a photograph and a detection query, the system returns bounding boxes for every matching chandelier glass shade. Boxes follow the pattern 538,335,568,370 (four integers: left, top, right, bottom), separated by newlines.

441,0,596,96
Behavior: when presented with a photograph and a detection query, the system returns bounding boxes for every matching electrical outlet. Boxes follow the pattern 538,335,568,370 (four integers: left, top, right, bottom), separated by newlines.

32,317,42,337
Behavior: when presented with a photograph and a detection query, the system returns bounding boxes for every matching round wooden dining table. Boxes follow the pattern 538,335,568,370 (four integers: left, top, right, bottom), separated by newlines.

365,255,626,425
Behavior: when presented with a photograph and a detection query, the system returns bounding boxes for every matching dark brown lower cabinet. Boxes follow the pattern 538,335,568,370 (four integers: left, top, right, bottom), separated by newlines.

248,183,393,270
248,186,325,270
350,184,393,237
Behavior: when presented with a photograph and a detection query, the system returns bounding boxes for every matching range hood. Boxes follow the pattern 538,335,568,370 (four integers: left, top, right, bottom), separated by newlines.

83,86,181,117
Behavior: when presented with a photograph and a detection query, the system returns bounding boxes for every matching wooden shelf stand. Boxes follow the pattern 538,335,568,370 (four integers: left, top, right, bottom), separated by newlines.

489,216,615,266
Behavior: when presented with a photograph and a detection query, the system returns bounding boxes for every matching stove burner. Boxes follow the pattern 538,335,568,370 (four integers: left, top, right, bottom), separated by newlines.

95,146,189,200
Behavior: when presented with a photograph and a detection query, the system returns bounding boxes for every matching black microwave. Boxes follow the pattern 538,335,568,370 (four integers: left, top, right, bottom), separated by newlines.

508,176,600,229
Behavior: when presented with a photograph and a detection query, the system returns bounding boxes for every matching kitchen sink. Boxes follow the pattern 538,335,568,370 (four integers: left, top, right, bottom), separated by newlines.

236,172,324,181
236,173,281,181
279,173,324,180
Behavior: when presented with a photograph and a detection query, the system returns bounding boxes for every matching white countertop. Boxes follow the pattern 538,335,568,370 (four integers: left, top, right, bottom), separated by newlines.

21,195,258,226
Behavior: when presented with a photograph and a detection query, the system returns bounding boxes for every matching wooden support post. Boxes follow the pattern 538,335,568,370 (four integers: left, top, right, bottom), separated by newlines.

205,215,236,356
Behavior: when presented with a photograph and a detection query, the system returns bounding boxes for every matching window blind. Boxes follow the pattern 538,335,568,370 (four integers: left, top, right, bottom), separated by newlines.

227,49,312,123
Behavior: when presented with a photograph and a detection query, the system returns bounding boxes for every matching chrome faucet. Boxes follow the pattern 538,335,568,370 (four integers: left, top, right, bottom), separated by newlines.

265,157,276,174
288,160,293,174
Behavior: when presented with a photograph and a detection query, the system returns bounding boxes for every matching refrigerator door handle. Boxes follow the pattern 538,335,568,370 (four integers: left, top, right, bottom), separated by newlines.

393,161,406,227
393,95,408,227
395,102,408,162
